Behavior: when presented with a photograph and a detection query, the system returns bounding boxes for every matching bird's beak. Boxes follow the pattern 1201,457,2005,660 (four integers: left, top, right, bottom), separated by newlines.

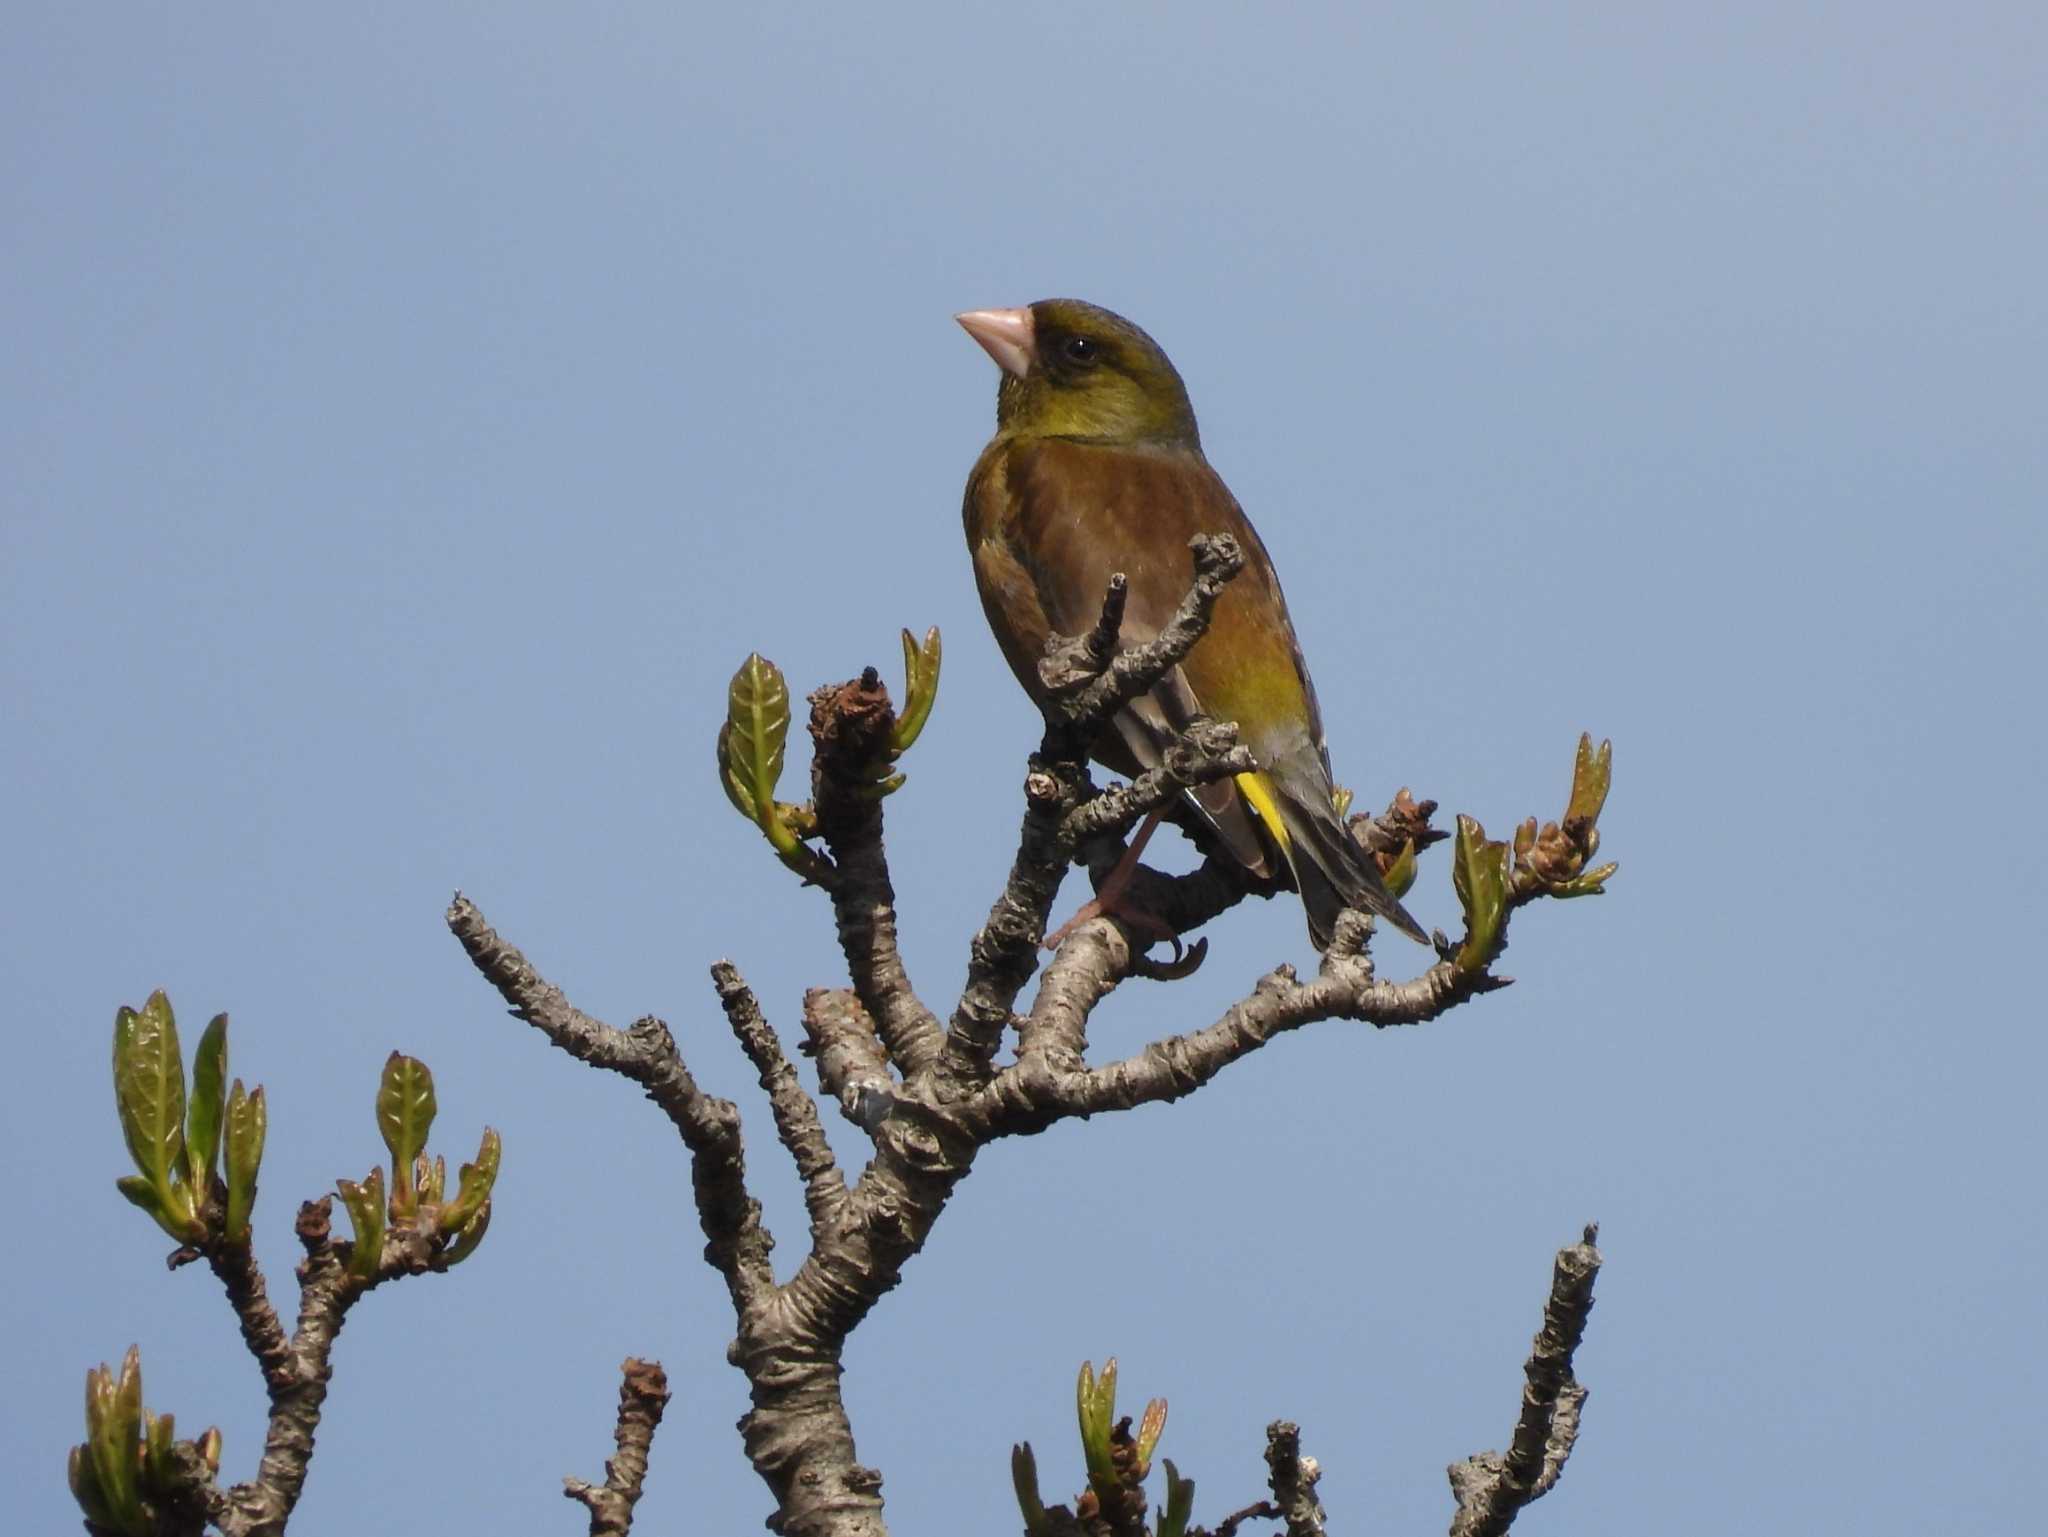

955,307,1036,379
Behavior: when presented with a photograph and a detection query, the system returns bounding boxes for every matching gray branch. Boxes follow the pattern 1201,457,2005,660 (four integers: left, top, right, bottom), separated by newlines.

433,532,1603,1537
1446,1225,1603,1537
802,987,899,1132
806,672,947,1077
981,915,1504,1138
1264,1422,1326,1537
447,894,776,1318
564,1358,671,1537
190,1192,467,1536
715,961,847,1233
932,536,1252,1093
1060,719,1257,848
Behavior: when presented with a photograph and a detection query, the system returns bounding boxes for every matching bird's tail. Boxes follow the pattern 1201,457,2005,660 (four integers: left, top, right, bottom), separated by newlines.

1239,762,1431,950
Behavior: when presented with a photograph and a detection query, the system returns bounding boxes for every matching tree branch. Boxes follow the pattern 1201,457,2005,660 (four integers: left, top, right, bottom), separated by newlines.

203,1238,294,1391
802,987,898,1132
808,672,946,1077
1059,720,1256,848
1263,1421,1326,1537
1063,535,1247,737
714,961,846,1233
564,1358,671,1537
1446,1225,1602,1537
932,537,1251,1093
979,916,1504,1138
447,894,776,1318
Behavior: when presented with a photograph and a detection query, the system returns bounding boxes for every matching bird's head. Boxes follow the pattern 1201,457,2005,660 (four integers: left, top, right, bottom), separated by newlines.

956,299,1200,447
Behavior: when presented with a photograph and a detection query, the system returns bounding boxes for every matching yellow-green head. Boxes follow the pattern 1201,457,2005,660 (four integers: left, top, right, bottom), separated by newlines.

956,298,1200,447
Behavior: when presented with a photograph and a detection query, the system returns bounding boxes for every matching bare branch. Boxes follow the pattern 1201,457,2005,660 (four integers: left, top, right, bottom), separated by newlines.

807,673,946,1076
714,961,846,1231
1263,1422,1326,1537
933,539,1250,1093
1038,572,1128,693
1446,1225,1603,1537
1015,921,1124,1060
202,1200,361,1535
204,1238,293,1391
1213,1500,1282,1537
1061,719,1258,847
1065,535,1246,737
931,761,1082,1090
801,987,898,1132
447,894,775,1316
980,922,1504,1137
564,1358,671,1537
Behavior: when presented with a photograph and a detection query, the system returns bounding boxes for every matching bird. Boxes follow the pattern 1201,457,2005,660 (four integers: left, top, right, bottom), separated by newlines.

956,298,1428,950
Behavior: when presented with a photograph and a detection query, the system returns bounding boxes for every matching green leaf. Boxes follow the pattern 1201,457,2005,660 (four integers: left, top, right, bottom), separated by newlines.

891,626,942,754
113,1175,186,1241
439,1127,502,1235
1077,1358,1119,1496
1452,815,1511,975
112,995,187,1185
715,722,761,821
1554,860,1620,898
376,1053,436,1216
1134,1396,1167,1474
1011,1443,1054,1537
142,1408,176,1491
855,770,907,801
337,1168,387,1280
1566,733,1613,826
86,1349,145,1535
223,1081,265,1244
1157,1459,1195,1537
112,993,196,1235
188,1013,228,1208
440,1199,492,1266
69,1442,117,1530
726,653,797,853
1381,837,1418,901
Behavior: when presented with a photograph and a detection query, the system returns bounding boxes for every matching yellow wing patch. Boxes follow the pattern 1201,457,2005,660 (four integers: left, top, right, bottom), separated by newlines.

1232,770,1293,856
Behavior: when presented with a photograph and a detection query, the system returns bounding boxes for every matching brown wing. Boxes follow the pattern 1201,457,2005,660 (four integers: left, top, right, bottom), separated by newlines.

964,433,1329,876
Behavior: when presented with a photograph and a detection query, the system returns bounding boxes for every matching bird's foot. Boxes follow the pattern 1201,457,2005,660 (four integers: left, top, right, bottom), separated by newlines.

1044,895,1207,979
1042,806,1205,976
1044,891,1176,952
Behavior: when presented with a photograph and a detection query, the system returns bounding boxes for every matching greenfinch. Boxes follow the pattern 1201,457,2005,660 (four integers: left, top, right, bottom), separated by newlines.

957,298,1427,950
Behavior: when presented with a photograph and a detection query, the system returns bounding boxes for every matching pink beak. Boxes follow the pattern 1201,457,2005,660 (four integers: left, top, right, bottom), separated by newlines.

955,307,1036,379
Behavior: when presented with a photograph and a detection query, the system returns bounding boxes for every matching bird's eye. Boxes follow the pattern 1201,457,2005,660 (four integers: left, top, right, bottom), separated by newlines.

1060,335,1100,365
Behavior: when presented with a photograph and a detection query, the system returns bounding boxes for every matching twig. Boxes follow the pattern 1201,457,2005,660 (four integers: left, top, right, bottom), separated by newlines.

1014,921,1125,1060
979,937,1503,1137
1446,1225,1603,1537
205,1200,360,1535
447,894,775,1317
1060,720,1257,847
564,1358,671,1537
1213,1499,1282,1537
1038,572,1129,693
1065,535,1246,737
801,987,899,1131
714,961,846,1231
1264,1422,1326,1537
450,896,885,1537
932,538,1249,1093
808,672,947,1076
204,1239,294,1390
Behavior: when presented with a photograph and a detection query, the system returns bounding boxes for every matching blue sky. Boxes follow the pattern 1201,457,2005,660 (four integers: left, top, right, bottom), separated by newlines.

5,5,2041,1534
